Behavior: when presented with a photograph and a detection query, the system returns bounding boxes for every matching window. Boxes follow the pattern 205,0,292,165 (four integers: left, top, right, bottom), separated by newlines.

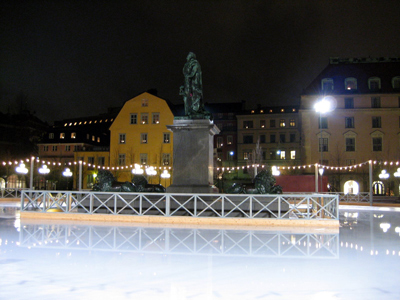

130,114,137,124
290,150,296,160
290,133,296,143
97,137,100,143
368,77,381,90
259,134,266,143
49,133,54,139
319,138,328,152
141,113,149,124
344,98,354,109
371,97,381,108
152,113,160,124
119,134,126,144
74,145,79,151
92,135,95,141
140,153,147,164
118,154,125,166
142,98,148,107
52,146,58,152
372,117,381,128
163,133,170,143
98,157,105,166
319,117,328,129
373,137,382,151
87,134,90,139
270,134,276,143
162,153,170,165
279,119,286,127
270,120,276,128
243,121,253,129
345,77,357,90
217,137,223,148
243,151,253,160
321,78,334,91
346,138,355,152
345,117,354,128
392,76,400,89
65,145,70,151
227,135,233,145
60,133,65,139
270,150,277,160
243,135,253,144
43,145,48,152
280,150,286,160
141,133,148,144
260,120,266,128
71,132,76,139
279,134,285,143
289,119,296,127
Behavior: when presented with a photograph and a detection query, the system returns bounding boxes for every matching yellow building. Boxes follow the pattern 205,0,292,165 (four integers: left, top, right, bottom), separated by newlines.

109,92,174,186
300,57,400,194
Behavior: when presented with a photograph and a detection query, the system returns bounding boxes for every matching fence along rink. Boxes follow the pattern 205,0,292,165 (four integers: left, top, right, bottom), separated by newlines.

21,191,339,220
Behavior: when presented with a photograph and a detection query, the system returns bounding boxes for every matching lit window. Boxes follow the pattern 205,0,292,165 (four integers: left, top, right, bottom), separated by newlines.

140,153,147,165
71,132,76,139
260,110,264,113
217,137,223,148
74,122,77,125
119,134,126,144
251,110,255,114
368,77,381,90
281,109,284,112
60,133,65,139
290,150,296,159
243,151,253,160
321,78,334,91
227,135,233,145
289,119,296,127
64,123,68,127
345,77,357,90
280,151,286,160
141,113,149,124
279,119,286,127
243,121,253,129
92,135,95,141
162,153,170,165
163,133,170,143
130,114,137,124
141,133,148,144
260,120,265,128
97,137,100,143
152,113,160,124
142,98,148,107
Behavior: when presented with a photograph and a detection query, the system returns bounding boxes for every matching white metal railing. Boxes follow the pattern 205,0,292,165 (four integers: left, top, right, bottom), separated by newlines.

21,190,339,220
1,188,27,198
337,192,370,203
19,222,339,258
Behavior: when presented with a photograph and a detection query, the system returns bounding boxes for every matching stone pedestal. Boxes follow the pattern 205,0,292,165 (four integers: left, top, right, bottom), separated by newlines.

166,119,220,193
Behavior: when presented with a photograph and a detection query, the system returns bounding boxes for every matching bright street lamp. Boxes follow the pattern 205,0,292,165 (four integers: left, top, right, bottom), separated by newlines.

38,165,50,175
16,163,28,174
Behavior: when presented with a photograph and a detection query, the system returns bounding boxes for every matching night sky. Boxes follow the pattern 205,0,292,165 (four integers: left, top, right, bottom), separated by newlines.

1,1,400,124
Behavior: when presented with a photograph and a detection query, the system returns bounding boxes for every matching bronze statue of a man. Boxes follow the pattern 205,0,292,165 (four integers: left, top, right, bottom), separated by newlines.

180,52,209,118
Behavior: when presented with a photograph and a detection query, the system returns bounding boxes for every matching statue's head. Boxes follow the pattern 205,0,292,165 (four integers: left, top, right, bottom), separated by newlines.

187,52,196,61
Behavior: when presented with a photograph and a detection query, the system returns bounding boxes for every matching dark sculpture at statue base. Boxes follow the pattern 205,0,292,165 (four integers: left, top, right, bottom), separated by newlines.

92,170,166,193
226,170,282,194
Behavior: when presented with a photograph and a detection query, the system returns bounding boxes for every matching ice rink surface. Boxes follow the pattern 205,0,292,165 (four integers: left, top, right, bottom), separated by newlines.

0,202,399,300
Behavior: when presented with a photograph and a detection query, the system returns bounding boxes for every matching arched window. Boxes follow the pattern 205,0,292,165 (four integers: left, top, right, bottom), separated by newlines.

345,77,357,90
372,181,385,195
321,78,334,92
344,180,359,195
368,77,381,90
392,76,400,89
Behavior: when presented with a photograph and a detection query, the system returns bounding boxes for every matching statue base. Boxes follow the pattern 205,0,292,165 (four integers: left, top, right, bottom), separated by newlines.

166,119,220,194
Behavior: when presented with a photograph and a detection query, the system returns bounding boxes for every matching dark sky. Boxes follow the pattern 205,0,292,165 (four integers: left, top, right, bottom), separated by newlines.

1,0,400,124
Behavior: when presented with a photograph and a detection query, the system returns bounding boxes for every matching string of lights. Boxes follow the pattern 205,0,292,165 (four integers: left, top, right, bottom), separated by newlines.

2,157,400,173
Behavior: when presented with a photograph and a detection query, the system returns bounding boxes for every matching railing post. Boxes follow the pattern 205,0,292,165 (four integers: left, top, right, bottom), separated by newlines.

249,196,252,218
278,195,281,219
221,196,224,217
166,194,170,216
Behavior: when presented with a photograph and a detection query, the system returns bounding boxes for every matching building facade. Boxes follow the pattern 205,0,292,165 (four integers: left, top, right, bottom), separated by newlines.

300,57,400,194
109,92,175,185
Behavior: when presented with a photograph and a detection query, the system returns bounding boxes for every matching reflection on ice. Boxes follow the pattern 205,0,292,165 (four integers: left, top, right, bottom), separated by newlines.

19,221,339,259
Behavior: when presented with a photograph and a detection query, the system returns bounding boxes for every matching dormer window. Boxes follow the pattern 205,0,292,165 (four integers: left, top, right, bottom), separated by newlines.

392,76,400,89
345,77,357,90
321,78,334,92
142,98,148,107
368,77,381,90
60,133,65,139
